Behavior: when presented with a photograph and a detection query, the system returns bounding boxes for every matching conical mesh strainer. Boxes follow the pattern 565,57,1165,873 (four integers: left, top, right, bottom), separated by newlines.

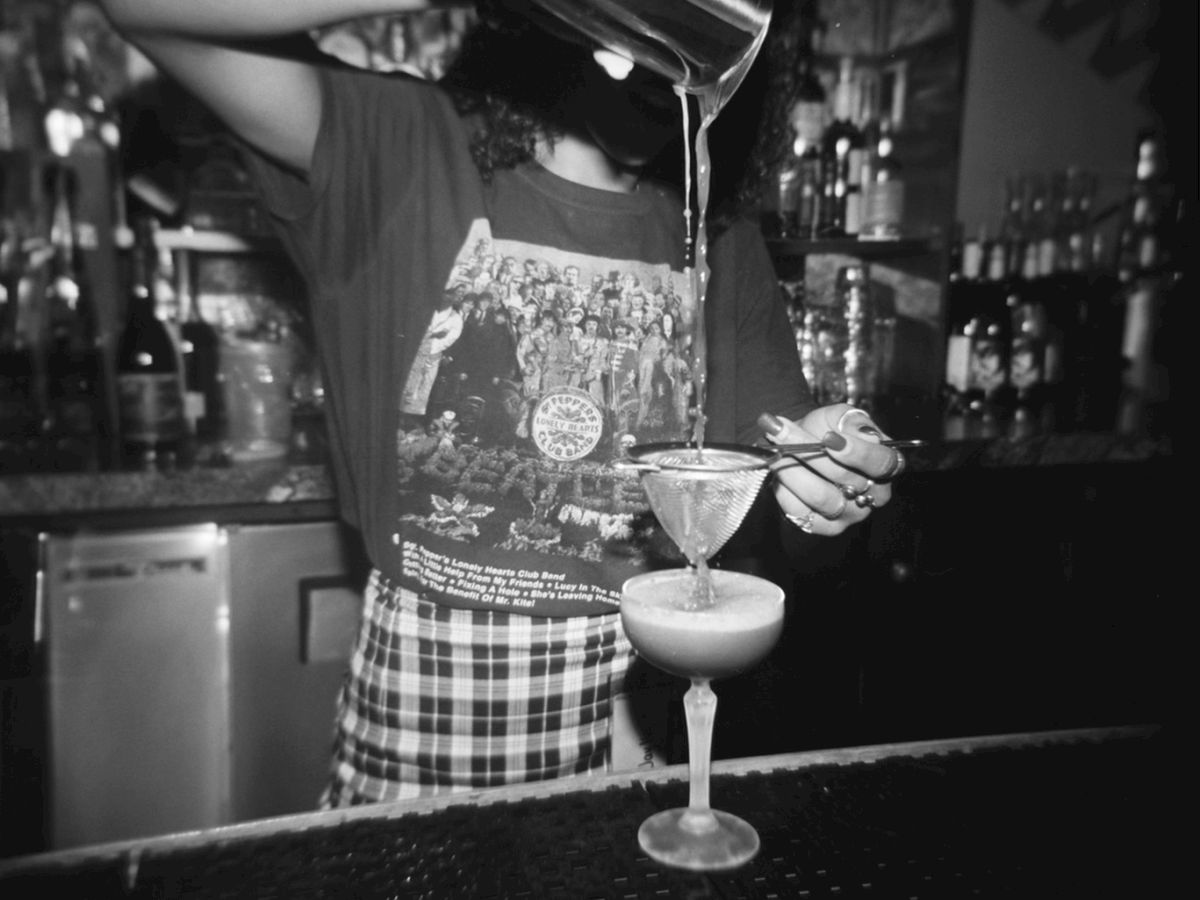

617,443,772,565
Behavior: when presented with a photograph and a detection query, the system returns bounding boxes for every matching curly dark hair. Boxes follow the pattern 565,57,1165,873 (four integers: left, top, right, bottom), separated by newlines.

439,1,584,182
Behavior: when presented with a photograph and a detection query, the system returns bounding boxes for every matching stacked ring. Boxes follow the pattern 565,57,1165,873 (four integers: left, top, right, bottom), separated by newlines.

854,492,876,509
839,478,875,501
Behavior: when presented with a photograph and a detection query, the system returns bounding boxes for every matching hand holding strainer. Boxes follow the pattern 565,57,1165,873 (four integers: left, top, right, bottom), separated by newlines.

613,437,924,565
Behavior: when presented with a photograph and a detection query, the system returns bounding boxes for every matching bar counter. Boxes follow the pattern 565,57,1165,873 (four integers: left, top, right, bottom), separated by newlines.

0,725,1174,898
0,428,1172,528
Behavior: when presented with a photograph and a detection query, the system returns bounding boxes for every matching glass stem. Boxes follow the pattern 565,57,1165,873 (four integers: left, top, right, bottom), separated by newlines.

680,679,719,835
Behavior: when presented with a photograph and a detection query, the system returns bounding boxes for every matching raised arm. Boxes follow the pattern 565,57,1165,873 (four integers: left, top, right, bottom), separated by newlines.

98,1,438,173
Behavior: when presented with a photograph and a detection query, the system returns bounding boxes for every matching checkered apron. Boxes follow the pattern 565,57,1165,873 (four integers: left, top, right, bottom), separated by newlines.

321,571,634,806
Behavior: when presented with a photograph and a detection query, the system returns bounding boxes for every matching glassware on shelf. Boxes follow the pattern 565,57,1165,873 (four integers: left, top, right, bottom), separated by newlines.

219,325,294,462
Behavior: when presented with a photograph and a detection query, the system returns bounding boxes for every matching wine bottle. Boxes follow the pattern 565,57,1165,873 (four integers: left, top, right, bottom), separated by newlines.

819,57,864,238
176,246,222,441
953,225,1009,434
115,218,185,467
42,165,107,471
762,21,826,240
1113,132,1173,435
1116,132,1167,283
0,219,38,470
860,115,905,240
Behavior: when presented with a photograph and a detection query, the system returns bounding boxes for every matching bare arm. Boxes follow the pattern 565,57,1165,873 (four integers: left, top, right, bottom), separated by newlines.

98,1,441,173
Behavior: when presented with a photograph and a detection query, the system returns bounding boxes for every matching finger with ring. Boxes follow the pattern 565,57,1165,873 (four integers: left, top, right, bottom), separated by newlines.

854,491,877,509
880,448,906,481
835,406,871,434
821,496,849,519
786,510,816,533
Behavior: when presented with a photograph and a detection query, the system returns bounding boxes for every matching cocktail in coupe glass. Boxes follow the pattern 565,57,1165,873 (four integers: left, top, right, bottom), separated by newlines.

616,441,785,870
621,568,784,870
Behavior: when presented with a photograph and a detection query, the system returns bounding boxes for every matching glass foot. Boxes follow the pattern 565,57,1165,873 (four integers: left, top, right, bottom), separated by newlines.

637,807,760,871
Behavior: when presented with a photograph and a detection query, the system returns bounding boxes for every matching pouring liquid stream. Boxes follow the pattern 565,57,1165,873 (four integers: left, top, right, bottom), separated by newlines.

674,52,758,607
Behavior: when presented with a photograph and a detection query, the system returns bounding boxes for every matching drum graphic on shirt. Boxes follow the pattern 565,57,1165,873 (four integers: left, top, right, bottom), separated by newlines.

531,387,605,461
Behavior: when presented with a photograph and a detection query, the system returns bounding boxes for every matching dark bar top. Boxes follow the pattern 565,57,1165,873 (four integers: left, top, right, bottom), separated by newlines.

0,429,1172,529
0,725,1174,898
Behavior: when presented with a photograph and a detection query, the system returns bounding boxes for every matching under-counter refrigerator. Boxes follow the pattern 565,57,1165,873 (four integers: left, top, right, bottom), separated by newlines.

40,525,232,850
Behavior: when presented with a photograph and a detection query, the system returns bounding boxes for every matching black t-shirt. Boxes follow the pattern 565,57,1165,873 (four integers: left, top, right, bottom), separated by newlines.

246,66,811,616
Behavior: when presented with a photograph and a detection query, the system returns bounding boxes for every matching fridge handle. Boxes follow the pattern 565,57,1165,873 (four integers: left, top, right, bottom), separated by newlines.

34,531,48,647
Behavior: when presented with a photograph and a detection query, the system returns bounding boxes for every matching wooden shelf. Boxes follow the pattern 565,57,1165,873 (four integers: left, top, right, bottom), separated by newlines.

765,236,934,260
154,228,280,255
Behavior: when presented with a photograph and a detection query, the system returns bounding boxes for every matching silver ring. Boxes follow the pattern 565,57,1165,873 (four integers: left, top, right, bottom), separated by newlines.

883,449,906,480
786,511,816,533
854,491,876,509
839,478,874,500
835,407,870,434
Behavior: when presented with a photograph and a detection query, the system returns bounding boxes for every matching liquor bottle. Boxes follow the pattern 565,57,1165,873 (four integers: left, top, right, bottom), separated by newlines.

42,45,92,160
1004,280,1052,437
42,165,108,471
67,34,133,250
943,226,982,410
115,218,185,467
763,23,826,239
860,115,905,240
0,218,39,470
1113,132,1173,435
998,174,1028,280
1116,132,1167,283
176,246,222,441
945,224,1008,435
819,57,864,237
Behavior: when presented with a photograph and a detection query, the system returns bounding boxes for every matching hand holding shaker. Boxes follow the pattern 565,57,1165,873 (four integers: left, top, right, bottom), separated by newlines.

522,0,773,92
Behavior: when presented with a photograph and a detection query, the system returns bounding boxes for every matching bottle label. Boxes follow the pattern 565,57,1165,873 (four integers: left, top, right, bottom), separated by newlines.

1037,238,1056,278
961,242,983,279
185,390,207,428
844,190,863,235
847,148,866,187
1009,334,1044,390
862,182,905,238
118,372,185,443
968,331,1007,395
789,100,826,145
945,334,971,392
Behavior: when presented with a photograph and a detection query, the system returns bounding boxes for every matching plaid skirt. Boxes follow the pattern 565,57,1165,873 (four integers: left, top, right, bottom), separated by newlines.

321,571,635,806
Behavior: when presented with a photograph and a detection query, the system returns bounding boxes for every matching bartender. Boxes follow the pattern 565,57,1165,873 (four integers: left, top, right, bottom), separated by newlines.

98,0,907,805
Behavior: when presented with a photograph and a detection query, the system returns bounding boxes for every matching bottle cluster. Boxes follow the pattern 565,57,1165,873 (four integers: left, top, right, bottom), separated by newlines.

763,51,906,243
0,16,224,472
942,133,1185,440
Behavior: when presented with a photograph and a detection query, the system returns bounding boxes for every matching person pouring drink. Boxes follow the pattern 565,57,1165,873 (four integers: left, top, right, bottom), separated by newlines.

97,0,908,804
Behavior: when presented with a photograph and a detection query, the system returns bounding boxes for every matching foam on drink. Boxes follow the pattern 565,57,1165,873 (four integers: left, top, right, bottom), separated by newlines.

621,569,784,680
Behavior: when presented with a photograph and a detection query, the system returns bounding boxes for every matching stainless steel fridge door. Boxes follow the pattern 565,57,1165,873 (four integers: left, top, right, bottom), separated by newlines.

225,521,366,822
41,525,231,849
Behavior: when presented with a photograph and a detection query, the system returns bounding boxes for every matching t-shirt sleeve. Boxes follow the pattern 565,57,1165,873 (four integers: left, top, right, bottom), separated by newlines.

238,66,483,536
722,218,812,444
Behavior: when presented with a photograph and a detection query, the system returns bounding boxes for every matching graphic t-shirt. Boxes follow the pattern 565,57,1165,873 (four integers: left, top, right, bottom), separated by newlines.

247,67,811,617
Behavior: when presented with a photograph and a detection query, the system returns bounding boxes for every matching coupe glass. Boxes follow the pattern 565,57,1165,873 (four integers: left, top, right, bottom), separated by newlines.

621,567,784,870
